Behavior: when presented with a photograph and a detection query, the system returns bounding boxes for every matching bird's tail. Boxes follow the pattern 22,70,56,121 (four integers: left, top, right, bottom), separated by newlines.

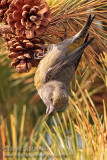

56,36,94,71
63,14,95,53
72,36,94,69
73,14,95,42
80,14,95,36
73,33,90,68
82,37,94,50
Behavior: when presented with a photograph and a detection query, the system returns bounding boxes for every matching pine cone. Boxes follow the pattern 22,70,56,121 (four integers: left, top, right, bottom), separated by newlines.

0,0,12,22
8,36,47,73
6,0,51,38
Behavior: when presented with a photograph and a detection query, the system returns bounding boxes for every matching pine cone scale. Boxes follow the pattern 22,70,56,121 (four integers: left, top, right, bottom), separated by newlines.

16,46,24,50
22,10,28,19
24,53,31,58
9,52,20,58
14,0,24,9
13,10,22,19
17,55,25,59
30,15,37,22
15,21,24,30
22,4,30,11
25,42,34,48
21,18,26,25
0,0,12,22
11,59,20,67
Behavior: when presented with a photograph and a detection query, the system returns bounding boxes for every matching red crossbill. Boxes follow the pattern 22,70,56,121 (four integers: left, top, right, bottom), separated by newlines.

34,14,95,119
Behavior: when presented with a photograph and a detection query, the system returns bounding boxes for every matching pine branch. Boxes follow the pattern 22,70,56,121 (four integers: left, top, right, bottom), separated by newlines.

0,25,12,35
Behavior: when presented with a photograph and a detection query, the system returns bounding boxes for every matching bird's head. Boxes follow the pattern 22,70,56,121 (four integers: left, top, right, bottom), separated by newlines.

38,81,68,117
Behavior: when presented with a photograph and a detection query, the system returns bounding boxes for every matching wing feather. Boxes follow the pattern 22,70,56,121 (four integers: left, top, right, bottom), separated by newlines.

46,37,94,83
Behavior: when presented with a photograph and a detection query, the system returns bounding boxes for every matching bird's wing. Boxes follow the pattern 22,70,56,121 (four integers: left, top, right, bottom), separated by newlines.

46,37,94,83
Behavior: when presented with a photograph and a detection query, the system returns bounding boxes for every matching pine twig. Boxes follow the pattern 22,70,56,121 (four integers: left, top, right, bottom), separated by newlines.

0,25,12,35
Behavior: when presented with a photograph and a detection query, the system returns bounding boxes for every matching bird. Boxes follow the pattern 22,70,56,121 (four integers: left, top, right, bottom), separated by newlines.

34,14,95,120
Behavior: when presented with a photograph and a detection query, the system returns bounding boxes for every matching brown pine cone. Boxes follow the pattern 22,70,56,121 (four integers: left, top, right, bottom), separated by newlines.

8,36,47,73
0,0,12,22
6,0,51,38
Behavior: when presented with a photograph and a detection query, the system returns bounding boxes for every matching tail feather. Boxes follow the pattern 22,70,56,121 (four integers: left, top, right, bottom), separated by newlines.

84,15,95,29
65,14,95,52
71,37,94,69
72,14,95,42
84,33,89,43
82,37,94,50
81,14,95,37
59,37,94,70
45,37,94,83
74,37,94,60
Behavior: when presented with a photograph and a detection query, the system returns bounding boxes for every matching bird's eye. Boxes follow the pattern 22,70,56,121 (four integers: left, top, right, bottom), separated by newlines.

50,97,53,102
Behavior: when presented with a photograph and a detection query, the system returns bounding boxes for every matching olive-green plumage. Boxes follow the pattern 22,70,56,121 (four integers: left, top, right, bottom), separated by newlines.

34,15,95,116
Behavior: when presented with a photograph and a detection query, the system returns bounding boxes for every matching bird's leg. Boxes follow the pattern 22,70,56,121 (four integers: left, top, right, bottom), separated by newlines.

34,45,47,60
34,52,46,60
